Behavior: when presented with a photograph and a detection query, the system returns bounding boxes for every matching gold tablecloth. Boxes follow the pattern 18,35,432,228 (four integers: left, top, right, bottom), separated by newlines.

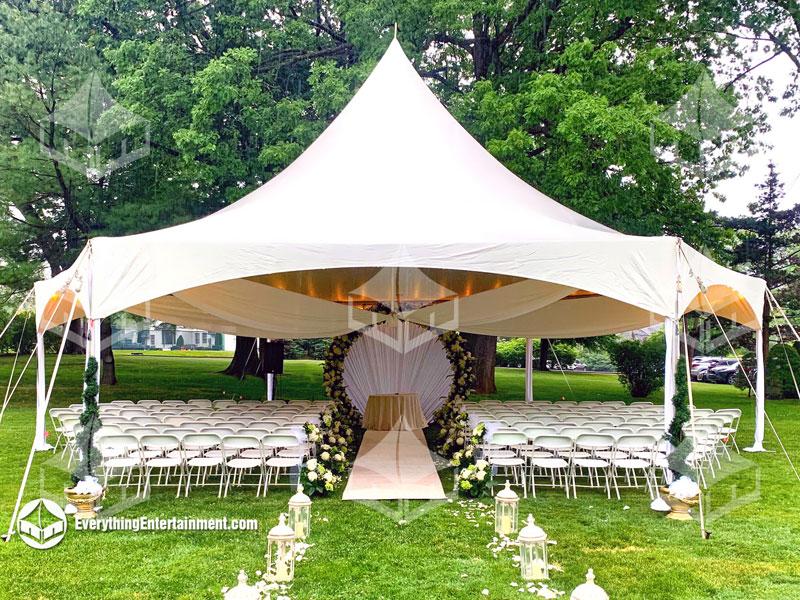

362,394,426,431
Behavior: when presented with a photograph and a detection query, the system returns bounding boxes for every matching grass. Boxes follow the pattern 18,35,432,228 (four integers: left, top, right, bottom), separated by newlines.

0,355,799,599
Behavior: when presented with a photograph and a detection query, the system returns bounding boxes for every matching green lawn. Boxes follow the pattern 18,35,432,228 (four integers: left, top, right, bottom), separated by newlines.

0,356,798,599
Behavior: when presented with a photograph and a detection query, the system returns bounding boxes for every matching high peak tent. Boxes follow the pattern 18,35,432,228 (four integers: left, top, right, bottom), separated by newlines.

32,39,767,450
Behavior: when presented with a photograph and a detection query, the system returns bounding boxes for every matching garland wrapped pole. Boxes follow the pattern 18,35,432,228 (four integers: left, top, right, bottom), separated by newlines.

71,357,103,485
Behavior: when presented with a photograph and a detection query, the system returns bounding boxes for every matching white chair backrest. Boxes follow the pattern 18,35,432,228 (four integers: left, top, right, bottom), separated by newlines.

532,435,573,452
97,434,139,452
489,432,527,447
183,433,222,451
616,435,656,452
575,434,614,451
140,434,181,451
221,435,261,451
262,434,301,449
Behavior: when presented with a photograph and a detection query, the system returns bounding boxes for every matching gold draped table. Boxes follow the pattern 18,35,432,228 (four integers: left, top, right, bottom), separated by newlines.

362,393,427,431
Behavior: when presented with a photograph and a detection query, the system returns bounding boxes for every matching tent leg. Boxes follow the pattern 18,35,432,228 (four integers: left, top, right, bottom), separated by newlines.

745,330,767,452
663,317,678,434
266,373,274,402
87,318,101,397
524,338,533,403
33,333,51,451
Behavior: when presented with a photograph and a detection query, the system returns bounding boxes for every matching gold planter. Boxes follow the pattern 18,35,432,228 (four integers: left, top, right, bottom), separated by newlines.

659,486,699,521
64,487,106,520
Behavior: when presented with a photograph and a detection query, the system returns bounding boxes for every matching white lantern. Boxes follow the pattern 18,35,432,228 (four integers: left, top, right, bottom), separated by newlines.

266,514,295,582
518,514,548,580
494,480,519,536
224,570,260,600
570,568,609,600
288,484,312,540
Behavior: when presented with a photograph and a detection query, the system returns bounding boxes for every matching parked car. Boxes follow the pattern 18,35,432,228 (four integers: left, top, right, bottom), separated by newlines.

705,358,741,384
568,362,587,371
691,356,723,381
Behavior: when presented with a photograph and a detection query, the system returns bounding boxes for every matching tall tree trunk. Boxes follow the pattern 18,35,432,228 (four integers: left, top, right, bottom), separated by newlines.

538,338,550,371
63,319,84,354
100,319,117,385
462,333,497,394
222,335,261,378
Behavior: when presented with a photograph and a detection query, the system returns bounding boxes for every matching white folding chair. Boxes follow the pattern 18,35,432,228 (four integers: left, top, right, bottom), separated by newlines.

222,435,265,496
612,435,657,499
530,436,573,498
140,434,185,498
571,434,614,498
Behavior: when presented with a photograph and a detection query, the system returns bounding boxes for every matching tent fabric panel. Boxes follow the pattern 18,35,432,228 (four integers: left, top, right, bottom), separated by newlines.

455,295,663,338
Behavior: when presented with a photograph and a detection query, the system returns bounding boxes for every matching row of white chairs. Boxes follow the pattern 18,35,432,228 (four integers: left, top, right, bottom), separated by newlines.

479,407,741,498
98,430,308,498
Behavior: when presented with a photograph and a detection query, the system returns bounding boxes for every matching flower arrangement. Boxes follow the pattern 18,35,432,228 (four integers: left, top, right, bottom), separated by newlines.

431,331,476,458
667,476,700,500
321,331,363,456
299,423,347,497
451,424,491,497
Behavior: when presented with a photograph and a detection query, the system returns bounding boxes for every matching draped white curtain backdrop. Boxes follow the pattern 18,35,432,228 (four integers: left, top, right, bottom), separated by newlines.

343,321,453,421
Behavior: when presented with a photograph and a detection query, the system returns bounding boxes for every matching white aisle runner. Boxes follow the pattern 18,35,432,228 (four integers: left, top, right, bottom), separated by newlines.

342,430,446,501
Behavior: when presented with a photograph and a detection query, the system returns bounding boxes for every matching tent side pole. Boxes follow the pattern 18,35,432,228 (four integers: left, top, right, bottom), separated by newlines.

33,333,50,451
746,329,766,451
663,317,678,434
524,337,533,403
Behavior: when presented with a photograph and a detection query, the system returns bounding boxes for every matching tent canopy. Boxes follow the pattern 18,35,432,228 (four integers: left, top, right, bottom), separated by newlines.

34,39,766,337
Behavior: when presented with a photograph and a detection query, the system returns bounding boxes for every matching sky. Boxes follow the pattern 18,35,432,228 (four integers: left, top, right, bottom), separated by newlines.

707,52,800,217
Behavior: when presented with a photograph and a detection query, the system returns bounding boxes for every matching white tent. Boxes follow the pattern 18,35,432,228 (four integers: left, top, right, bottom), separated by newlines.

32,39,767,450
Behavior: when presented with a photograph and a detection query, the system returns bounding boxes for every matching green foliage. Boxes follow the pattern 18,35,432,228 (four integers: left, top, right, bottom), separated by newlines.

285,338,332,360
766,343,800,399
496,338,531,368
175,335,184,348
608,334,666,398
722,163,800,290
550,342,579,368
70,357,103,486
577,348,615,372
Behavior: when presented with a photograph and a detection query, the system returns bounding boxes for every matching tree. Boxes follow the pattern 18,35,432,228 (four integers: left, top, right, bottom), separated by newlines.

696,0,800,115
221,336,261,379
462,333,497,394
2,1,767,390
608,334,666,398
722,162,800,360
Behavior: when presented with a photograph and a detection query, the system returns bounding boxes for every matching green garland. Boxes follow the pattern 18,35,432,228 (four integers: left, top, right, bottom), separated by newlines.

71,357,103,486
431,330,476,458
667,360,696,479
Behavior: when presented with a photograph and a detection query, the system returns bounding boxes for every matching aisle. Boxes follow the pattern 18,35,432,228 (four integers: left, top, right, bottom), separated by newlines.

342,429,446,500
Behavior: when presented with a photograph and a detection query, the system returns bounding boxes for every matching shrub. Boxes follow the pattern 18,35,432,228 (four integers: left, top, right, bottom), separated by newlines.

578,348,615,371
608,334,665,398
766,343,800,399
496,338,530,367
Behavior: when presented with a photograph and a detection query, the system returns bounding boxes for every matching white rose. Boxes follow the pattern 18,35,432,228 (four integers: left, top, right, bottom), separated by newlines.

475,459,488,470
324,472,333,482
476,471,486,481
320,451,330,461
307,471,318,482
338,436,346,445
306,459,318,470
456,437,464,445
